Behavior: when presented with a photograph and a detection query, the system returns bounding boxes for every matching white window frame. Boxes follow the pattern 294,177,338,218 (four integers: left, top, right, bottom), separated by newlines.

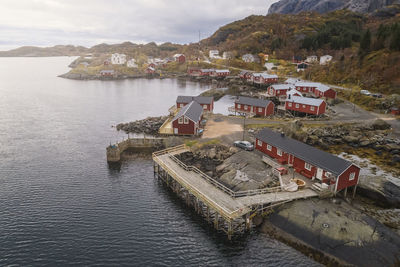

184,117,189,124
203,105,207,110
310,106,315,111
303,105,306,108
305,162,312,171
349,172,355,181
244,105,248,109
277,149,282,156
257,140,262,146
295,104,299,108
267,144,272,151
288,102,292,107
238,104,241,108
258,107,262,112
178,117,183,124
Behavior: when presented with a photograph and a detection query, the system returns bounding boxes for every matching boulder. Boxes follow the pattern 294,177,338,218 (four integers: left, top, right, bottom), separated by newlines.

358,176,400,208
371,119,391,130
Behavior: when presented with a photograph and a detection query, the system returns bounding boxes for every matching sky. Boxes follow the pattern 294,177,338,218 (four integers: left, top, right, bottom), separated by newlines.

0,0,278,50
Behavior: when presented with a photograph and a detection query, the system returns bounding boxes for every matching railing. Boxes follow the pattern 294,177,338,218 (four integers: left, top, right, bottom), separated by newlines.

152,144,188,157
165,152,281,198
228,106,256,117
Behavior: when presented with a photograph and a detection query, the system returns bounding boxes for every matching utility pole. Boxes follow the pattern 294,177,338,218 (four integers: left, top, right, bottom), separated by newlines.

242,115,246,141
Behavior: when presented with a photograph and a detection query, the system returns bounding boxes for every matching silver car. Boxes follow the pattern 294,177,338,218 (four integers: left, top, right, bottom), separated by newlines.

234,141,254,151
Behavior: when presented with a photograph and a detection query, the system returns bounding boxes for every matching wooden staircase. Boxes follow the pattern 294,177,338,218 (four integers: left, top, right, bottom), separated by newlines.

311,183,334,199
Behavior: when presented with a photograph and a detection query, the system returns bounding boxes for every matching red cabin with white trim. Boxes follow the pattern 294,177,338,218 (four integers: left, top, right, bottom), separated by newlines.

233,96,274,117
285,96,326,115
172,101,203,135
176,95,214,112
256,128,360,194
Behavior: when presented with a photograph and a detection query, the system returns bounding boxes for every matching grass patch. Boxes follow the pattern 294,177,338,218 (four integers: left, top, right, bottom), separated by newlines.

185,140,198,147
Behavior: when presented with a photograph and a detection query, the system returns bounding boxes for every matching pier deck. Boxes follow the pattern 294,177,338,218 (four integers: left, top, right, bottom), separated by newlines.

153,145,318,222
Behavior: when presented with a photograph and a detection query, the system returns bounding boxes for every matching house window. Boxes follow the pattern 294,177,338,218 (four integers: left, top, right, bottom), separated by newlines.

258,107,262,112
178,117,183,124
295,104,299,108
184,117,189,124
257,140,262,146
349,172,355,181
267,144,272,151
238,104,241,108
305,162,312,171
303,105,306,108
288,103,292,107
310,106,315,111
244,105,248,109
203,105,207,109
277,149,282,156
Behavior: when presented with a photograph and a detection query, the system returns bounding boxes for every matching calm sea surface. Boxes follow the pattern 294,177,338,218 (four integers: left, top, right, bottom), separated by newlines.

0,57,319,266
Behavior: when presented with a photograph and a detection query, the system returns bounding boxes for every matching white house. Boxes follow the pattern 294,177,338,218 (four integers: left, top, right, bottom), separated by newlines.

242,54,260,63
305,55,318,63
209,50,220,59
111,53,127,65
127,59,138,68
264,63,275,71
320,55,333,65
222,51,234,60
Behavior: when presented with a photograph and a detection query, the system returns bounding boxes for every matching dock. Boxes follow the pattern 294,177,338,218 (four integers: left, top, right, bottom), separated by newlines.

152,145,318,239
107,137,165,163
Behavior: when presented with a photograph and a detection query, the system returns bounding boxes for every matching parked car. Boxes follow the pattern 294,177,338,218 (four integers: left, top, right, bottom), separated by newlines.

360,90,371,96
372,93,383,98
234,140,254,151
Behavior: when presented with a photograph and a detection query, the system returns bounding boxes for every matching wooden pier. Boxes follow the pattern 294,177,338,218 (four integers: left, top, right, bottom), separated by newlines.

152,145,318,239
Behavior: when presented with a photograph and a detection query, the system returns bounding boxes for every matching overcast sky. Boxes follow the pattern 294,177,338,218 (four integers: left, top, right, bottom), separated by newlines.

0,0,278,50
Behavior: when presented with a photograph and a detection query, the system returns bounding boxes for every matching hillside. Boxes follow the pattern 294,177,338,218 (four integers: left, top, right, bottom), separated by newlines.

268,0,400,14
200,10,400,94
0,42,186,58
0,45,88,57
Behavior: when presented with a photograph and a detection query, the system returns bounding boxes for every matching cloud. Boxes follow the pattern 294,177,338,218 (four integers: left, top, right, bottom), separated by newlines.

0,0,278,50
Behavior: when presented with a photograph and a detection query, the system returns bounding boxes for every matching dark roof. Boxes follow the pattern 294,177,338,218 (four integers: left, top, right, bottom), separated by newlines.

235,96,272,108
256,128,354,176
173,101,203,123
176,95,213,105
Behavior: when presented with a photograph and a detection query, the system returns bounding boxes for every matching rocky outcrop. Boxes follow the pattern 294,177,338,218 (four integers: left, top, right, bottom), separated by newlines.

116,116,167,135
268,0,400,14
261,199,400,266
357,175,400,208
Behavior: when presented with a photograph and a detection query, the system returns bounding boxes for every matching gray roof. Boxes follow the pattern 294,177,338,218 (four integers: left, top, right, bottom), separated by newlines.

235,96,272,108
271,84,294,90
100,70,114,74
287,96,324,106
173,101,203,123
256,128,354,176
176,95,213,105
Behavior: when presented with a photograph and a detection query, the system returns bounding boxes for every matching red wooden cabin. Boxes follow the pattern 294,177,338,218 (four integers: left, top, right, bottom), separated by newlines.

285,96,326,116
172,101,203,135
176,96,214,112
256,128,360,194
233,96,274,117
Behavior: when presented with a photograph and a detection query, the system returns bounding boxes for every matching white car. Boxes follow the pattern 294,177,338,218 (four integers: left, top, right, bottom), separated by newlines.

234,141,254,151
360,90,371,96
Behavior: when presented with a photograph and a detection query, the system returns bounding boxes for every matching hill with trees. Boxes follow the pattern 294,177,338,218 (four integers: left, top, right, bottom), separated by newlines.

200,10,400,94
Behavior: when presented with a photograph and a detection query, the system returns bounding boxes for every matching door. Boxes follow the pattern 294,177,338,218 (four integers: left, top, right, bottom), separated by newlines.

316,168,323,180
174,128,178,134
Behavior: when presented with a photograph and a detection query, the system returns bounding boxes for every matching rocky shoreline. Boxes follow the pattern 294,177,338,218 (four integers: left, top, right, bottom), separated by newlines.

116,116,167,136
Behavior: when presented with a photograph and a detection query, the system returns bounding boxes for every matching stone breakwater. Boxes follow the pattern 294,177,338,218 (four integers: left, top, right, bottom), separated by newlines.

116,116,167,136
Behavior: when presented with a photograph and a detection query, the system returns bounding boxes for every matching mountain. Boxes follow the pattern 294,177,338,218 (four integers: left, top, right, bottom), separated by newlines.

268,0,400,14
0,45,89,57
0,42,184,57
